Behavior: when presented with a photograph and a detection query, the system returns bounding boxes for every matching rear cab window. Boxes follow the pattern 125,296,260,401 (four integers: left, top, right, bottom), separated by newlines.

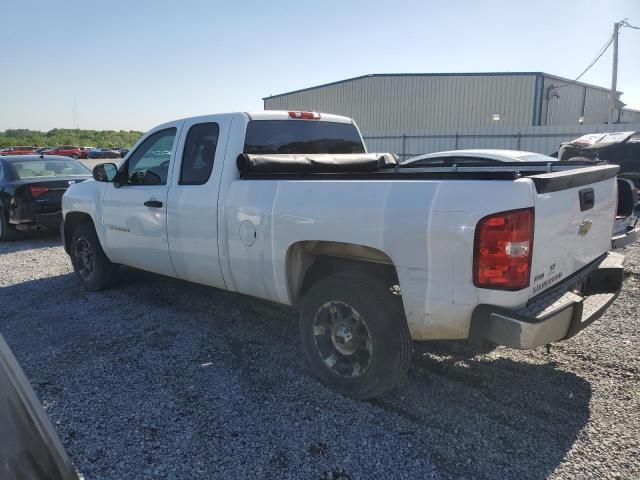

180,122,219,185
243,120,365,155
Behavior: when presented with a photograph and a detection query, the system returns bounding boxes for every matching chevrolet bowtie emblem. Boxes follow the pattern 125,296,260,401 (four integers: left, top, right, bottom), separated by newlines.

578,219,593,236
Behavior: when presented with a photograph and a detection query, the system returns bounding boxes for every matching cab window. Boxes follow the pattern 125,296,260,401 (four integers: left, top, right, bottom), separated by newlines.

180,123,219,185
123,128,177,185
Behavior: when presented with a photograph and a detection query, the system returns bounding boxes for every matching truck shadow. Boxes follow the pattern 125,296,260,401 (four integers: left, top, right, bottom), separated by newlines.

374,346,592,479
0,268,592,480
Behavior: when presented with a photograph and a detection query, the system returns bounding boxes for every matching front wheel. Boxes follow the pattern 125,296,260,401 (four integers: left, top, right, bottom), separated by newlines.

71,154,79,160
70,223,119,291
300,272,412,399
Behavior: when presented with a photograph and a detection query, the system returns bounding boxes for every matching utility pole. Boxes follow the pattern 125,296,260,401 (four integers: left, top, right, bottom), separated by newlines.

609,21,620,124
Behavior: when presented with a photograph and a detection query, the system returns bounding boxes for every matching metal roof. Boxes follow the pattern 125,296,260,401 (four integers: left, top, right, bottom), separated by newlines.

264,72,620,100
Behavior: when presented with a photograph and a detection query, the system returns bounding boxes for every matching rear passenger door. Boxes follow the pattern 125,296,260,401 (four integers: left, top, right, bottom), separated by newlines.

166,116,231,289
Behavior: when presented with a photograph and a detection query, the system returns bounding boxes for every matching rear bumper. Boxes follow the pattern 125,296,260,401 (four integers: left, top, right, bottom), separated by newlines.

10,211,62,231
468,252,624,349
612,219,640,249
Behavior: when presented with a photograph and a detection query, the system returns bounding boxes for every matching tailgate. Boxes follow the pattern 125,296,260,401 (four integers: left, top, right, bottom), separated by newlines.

528,165,619,297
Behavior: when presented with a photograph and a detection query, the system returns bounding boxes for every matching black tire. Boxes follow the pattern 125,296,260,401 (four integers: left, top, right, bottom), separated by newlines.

71,154,79,160
0,212,20,242
300,271,412,399
70,223,119,291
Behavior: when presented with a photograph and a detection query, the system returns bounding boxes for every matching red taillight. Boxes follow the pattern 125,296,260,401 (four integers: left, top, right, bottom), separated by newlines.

288,111,320,120
473,208,534,290
30,185,49,197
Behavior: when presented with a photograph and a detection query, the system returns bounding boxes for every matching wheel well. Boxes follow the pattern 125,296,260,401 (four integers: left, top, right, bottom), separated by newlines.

286,241,399,304
63,212,94,253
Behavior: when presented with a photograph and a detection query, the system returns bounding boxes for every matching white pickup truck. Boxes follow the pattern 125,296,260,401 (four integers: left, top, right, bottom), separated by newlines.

62,111,626,399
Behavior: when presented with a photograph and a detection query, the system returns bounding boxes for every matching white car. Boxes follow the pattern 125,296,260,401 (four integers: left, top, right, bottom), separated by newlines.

403,149,558,165
62,112,626,399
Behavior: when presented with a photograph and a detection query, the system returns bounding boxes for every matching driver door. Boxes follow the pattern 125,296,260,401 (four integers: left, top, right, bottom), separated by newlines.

101,123,182,277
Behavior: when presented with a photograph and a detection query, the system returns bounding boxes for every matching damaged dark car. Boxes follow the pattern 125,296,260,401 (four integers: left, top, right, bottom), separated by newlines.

0,155,91,241
559,132,640,248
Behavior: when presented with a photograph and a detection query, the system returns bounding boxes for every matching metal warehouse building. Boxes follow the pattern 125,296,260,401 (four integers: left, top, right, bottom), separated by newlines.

263,72,626,131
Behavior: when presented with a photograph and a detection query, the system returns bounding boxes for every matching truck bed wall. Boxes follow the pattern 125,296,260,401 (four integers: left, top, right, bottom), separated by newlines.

224,178,536,340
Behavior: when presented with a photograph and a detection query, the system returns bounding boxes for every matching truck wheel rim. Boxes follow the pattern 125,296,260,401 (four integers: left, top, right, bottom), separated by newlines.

75,238,94,279
312,301,373,378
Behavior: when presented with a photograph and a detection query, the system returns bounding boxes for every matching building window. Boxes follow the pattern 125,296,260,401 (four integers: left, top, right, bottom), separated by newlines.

492,113,501,121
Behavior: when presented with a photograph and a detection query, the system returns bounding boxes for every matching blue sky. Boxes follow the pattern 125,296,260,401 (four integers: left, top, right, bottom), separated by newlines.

1,0,639,131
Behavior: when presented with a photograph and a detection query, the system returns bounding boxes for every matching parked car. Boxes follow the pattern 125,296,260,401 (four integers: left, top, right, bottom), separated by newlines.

0,155,91,240
117,148,129,158
87,147,121,159
0,333,79,479
404,148,559,165
45,145,82,159
0,146,36,156
404,149,640,249
80,146,94,159
62,111,626,399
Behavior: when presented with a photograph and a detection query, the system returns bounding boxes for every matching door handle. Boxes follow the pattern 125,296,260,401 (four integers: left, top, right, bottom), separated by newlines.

144,200,163,208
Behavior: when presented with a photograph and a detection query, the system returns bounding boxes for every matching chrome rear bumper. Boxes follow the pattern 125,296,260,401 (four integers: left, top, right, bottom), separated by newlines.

468,252,624,350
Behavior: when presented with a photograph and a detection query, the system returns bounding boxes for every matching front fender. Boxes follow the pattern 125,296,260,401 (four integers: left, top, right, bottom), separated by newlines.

62,179,107,247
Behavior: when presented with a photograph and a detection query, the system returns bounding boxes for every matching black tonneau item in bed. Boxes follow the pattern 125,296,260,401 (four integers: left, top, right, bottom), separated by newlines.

237,154,619,194
236,153,399,175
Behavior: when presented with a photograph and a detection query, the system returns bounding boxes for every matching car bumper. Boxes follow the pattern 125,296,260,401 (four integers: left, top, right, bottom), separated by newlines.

10,211,62,231
612,219,640,249
468,252,625,349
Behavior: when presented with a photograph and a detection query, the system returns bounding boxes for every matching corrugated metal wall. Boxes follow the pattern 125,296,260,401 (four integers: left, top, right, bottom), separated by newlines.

541,75,614,125
264,74,536,131
584,88,613,124
265,73,620,129
620,109,640,123
541,78,584,125
363,123,640,160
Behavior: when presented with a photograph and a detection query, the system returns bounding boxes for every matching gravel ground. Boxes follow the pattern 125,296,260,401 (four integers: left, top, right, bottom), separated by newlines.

0,233,638,479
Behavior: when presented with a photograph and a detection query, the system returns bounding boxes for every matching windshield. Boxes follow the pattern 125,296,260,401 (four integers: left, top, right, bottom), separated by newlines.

244,120,365,155
11,160,91,179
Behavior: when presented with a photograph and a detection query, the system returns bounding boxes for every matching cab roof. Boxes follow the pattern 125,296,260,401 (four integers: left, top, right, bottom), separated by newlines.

154,111,355,130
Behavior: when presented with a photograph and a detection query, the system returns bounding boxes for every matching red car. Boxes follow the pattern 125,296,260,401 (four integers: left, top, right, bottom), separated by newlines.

0,146,36,156
45,145,82,159
79,146,94,159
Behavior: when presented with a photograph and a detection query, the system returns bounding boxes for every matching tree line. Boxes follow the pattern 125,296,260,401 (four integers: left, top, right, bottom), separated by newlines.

0,129,144,148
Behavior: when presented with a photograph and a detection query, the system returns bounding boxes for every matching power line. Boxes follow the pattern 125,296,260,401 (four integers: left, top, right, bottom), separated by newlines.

552,17,637,91
620,19,639,30
553,33,614,89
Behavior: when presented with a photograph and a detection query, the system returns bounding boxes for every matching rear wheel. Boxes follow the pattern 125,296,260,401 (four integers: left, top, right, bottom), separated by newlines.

0,212,20,242
300,272,412,399
71,154,79,160
70,223,119,291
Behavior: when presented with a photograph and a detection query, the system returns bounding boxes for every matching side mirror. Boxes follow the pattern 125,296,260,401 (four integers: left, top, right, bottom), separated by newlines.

93,163,118,182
